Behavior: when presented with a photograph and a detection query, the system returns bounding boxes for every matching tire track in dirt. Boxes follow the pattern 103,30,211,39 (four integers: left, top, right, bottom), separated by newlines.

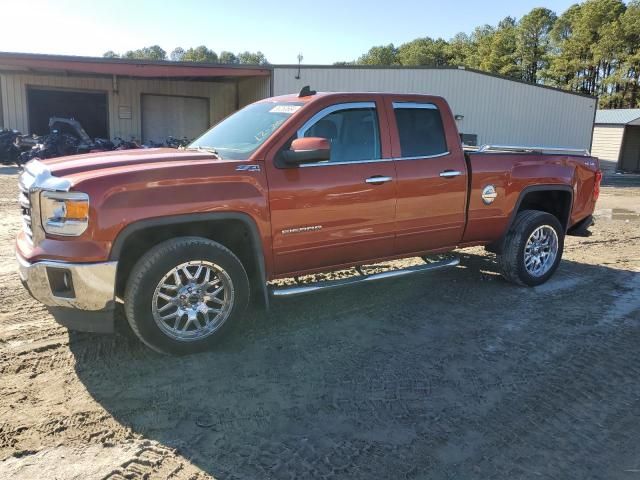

101,441,212,480
1,172,639,478
1,409,136,459
456,324,640,479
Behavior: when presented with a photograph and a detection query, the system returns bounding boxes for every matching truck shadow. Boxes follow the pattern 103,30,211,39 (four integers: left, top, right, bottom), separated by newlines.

601,175,640,188
68,253,640,478
0,166,20,175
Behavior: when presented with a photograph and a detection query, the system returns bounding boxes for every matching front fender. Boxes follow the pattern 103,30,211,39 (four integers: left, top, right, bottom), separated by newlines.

70,160,272,268
109,211,270,308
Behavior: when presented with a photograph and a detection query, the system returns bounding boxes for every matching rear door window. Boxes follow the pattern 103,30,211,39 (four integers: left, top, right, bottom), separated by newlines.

393,103,448,158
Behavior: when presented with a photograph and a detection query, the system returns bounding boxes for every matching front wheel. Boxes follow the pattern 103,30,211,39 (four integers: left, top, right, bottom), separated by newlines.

124,237,250,354
497,210,564,286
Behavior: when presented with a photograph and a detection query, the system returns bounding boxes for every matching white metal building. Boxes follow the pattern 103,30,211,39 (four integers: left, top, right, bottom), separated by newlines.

0,52,596,151
591,109,640,172
272,66,597,150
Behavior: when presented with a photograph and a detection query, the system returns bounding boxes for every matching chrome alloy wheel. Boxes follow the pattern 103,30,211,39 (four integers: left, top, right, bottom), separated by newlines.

151,261,235,341
523,225,559,278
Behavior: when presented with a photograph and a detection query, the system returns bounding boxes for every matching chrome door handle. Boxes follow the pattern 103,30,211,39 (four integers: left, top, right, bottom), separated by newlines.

365,176,393,184
439,170,462,178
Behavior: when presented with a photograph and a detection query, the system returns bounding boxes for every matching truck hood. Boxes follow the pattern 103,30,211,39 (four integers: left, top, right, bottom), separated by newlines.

42,148,221,178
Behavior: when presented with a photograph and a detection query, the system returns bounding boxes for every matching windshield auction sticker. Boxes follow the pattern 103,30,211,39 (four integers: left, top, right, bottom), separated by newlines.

269,105,301,114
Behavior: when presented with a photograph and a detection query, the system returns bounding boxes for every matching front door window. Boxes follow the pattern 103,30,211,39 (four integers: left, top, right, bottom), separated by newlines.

299,103,381,163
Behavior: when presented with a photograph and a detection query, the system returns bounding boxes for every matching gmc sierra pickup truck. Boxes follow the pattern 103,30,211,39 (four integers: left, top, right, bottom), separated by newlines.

16,88,601,354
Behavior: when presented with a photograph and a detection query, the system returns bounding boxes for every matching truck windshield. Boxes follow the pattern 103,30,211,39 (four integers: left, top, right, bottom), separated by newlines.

189,102,304,159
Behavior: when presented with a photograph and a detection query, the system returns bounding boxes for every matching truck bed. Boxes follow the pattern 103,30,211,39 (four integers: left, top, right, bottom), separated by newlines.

461,144,600,247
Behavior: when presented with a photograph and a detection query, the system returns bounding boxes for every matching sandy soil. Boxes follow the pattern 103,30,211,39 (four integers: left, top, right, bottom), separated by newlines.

0,164,639,479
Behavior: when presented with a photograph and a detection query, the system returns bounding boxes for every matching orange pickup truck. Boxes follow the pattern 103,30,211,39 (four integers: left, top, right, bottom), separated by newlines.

16,88,601,354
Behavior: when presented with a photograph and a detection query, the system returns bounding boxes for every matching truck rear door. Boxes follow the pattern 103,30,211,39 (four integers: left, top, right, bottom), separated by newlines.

385,96,468,255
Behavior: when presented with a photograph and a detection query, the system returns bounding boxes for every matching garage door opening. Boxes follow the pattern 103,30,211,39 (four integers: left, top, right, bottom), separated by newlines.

27,87,109,138
620,126,640,172
142,94,209,145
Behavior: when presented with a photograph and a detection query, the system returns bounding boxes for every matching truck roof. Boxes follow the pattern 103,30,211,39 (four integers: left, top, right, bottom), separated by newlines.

261,91,443,104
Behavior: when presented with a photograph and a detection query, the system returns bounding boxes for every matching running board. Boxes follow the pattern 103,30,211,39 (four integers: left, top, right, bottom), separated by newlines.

269,257,460,297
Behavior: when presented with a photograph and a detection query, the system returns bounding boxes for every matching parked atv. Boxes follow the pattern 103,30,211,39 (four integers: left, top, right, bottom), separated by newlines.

0,129,21,165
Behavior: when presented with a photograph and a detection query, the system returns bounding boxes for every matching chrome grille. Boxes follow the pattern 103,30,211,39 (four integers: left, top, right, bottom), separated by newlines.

18,174,33,243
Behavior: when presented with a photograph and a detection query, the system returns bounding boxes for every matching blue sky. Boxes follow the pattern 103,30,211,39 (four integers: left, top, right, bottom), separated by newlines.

2,0,579,64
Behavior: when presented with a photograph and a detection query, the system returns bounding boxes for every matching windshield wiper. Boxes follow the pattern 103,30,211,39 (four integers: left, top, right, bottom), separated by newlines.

183,146,222,159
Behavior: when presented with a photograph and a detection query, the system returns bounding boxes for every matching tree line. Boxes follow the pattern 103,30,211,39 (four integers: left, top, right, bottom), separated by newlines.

339,0,640,108
103,45,268,65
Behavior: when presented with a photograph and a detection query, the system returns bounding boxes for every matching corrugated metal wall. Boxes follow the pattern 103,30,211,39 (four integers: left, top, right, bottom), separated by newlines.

238,76,271,108
1,67,596,150
0,72,237,139
273,67,596,150
591,125,625,162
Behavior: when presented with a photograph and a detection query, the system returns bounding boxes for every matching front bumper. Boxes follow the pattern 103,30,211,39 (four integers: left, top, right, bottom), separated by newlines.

17,253,118,332
17,253,117,310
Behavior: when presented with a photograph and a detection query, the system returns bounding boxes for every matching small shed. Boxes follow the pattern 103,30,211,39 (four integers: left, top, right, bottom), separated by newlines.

592,109,640,172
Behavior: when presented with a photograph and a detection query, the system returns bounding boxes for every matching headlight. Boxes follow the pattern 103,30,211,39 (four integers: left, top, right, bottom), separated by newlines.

39,191,89,236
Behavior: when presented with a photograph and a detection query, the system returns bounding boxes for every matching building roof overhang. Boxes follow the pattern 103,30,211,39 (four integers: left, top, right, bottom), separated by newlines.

0,51,271,79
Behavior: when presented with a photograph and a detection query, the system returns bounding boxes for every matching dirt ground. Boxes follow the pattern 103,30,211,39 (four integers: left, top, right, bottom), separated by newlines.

0,165,639,480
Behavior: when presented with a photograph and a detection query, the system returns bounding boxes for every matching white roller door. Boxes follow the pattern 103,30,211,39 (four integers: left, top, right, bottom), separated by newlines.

141,94,209,144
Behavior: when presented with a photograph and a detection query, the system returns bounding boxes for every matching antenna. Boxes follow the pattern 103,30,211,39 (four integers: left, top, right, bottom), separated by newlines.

298,85,316,97
295,53,303,79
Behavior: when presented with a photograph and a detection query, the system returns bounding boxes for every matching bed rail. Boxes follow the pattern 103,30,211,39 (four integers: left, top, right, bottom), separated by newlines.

471,144,591,156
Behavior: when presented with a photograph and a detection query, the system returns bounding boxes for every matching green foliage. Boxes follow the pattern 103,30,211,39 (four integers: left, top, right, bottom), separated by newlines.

397,38,451,66
517,8,556,82
219,51,239,64
105,2,638,108
103,47,267,65
122,45,167,61
445,33,474,67
545,0,631,105
103,46,167,60
170,47,185,62
357,44,399,65
182,46,218,63
343,0,640,107
472,19,520,78
237,51,269,65
619,1,640,107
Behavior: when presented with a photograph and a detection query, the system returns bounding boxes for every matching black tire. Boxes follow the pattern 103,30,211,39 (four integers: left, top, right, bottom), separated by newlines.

124,237,250,355
497,210,564,287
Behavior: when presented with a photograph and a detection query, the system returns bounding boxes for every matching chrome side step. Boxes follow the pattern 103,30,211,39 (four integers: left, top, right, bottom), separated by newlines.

269,257,460,297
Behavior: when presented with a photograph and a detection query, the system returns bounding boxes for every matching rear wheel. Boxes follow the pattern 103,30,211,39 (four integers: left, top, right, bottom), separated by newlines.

497,210,564,286
124,237,249,354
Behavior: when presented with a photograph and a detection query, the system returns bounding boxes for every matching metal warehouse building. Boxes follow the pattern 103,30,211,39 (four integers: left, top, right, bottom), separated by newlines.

591,109,640,172
0,52,596,150
0,52,271,144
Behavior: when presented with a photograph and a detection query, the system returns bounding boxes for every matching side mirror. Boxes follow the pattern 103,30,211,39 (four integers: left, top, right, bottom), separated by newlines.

280,137,330,166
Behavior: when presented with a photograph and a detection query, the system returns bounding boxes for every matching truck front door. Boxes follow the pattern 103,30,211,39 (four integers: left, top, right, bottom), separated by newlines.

386,96,468,255
265,100,397,276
